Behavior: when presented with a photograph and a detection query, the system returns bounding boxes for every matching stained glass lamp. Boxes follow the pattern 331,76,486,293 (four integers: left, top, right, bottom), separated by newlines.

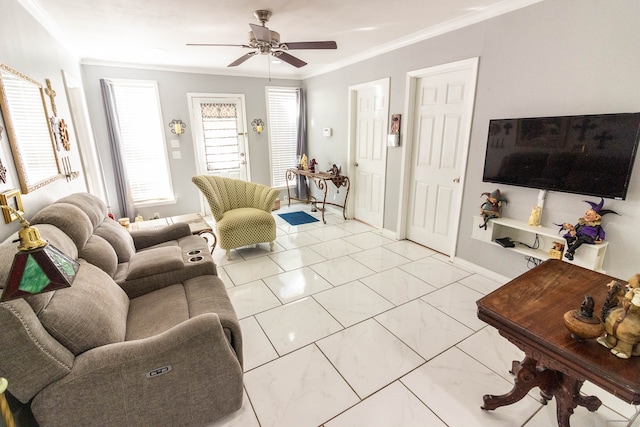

0,204,79,302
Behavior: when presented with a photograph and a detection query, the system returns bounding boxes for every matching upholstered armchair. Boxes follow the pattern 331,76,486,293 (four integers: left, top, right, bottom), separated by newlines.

192,175,279,260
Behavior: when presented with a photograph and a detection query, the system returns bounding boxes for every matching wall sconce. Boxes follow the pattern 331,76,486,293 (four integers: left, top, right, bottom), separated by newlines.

251,119,264,134
169,119,186,135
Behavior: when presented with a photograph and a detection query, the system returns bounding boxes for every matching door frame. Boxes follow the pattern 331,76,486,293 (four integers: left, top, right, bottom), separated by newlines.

396,57,479,258
346,77,390,223
61,70,109,203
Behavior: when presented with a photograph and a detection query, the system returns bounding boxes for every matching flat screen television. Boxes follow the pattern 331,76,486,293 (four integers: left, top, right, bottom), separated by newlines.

482,112,640,200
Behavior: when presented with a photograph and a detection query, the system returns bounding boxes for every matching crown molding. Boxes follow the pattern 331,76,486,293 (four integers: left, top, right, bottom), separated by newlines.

301,0,544,79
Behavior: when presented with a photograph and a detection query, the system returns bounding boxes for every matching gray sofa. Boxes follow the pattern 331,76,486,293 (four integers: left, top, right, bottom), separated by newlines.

30,193,217,298
0,193,243,426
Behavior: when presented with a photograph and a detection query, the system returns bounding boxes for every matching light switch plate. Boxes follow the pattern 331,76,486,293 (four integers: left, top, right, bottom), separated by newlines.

170,139,180,148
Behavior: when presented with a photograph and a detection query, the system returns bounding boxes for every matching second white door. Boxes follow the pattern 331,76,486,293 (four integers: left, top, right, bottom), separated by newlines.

405,59,478,255
350,78,389,228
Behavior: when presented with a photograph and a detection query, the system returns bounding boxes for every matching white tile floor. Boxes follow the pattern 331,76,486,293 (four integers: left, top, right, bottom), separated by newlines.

206,203,640,427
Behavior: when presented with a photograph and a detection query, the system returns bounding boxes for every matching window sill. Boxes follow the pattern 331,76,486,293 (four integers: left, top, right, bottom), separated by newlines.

134,198,177,208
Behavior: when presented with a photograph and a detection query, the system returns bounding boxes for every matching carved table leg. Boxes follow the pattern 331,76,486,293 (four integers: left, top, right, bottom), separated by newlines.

482,357,602,427
552,374,601,427
482,356,555,410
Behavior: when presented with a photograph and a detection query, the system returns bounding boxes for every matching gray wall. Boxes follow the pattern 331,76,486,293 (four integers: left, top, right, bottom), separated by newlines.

0,0,88,241
81,65,300,219
303,0,640,280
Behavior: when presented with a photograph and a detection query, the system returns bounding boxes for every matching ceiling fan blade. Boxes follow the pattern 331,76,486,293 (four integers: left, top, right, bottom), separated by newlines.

283,41,337,50
228,51,258,67
276,52,307,68
249,23,271,43
187,43,252,48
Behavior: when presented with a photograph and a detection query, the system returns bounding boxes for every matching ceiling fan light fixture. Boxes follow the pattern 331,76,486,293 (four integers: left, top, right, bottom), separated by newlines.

188,9,337,70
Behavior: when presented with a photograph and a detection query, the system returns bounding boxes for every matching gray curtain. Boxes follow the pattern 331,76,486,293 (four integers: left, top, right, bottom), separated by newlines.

100,79,135,219
296,88,308,199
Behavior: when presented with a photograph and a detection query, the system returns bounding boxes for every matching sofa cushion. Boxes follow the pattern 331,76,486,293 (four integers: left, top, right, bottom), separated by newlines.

79,235,118,277
126,246,184,280
94,219,135,262
32,261,129,355
57,193,108,229
30,203,93,251
126,284,189,340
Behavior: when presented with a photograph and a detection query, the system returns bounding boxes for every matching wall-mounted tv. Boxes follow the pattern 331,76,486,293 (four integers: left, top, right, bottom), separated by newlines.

482,112,640,200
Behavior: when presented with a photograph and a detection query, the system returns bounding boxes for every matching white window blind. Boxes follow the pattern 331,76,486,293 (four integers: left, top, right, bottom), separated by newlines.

266,87,298,188
200,103,240,173
108,80,174,204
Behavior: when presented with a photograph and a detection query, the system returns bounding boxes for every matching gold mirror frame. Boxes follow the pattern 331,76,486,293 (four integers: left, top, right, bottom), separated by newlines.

0,64,60,193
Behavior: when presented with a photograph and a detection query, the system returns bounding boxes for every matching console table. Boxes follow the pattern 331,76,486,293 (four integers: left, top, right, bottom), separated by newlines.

477,259,640,427
285,168,350,224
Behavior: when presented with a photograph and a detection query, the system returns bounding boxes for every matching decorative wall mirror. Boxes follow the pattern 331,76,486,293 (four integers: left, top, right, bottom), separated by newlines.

0,64,60,193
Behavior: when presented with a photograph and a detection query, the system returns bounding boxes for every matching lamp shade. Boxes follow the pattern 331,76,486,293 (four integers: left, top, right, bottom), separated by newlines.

1,243,79,302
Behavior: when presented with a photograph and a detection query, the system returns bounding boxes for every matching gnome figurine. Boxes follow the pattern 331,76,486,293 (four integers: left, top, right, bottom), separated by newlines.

561,198,619,261
479,189,508,230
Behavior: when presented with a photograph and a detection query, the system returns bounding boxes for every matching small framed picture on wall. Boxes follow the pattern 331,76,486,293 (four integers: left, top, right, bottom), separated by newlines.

0,189,24,223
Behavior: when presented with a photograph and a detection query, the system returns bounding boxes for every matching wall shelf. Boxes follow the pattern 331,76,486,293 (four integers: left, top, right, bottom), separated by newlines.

471,216,608,272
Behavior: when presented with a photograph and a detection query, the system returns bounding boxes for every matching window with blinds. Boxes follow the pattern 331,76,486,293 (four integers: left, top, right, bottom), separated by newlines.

108,80,174,204
266,87,298,188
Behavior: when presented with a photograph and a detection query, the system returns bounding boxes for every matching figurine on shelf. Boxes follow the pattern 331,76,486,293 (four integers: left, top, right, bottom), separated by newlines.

560,198,618,261
300,154,308,170
479,189,507,230
309,158,317,173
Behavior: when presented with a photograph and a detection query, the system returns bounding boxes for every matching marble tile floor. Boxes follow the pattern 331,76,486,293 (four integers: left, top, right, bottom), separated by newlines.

206,203,640,427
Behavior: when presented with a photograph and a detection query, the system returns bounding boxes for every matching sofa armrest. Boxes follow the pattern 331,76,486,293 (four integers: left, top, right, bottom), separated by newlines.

130,222,192,250
32,313,243,426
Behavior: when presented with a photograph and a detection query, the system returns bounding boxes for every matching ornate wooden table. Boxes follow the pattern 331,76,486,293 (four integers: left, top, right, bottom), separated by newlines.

285,168,350,224
477,259,640,427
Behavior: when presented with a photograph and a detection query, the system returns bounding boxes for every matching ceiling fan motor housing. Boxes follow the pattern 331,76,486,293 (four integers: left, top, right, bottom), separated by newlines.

253,10,272,24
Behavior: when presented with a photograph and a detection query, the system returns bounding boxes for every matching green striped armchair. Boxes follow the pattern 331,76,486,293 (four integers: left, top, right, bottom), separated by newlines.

192,175,279,260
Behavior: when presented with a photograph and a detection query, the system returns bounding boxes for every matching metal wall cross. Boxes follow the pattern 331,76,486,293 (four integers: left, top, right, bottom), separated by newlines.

45,78,57,117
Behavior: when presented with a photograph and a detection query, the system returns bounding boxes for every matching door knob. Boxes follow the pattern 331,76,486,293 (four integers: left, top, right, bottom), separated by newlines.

353,162,359,167
453,177,460,183
240,160,246,165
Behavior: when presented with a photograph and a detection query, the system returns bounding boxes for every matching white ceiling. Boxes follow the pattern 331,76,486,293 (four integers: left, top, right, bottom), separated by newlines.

19,0,541,79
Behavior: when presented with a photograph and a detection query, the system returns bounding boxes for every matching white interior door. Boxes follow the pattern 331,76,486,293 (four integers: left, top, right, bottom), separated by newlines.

404,59,478,255
349,78,389,228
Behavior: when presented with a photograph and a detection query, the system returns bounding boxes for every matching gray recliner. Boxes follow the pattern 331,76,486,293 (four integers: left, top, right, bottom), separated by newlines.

0,223,243,426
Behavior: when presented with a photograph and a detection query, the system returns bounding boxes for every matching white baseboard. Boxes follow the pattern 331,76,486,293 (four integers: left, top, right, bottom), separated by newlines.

450,256,513,283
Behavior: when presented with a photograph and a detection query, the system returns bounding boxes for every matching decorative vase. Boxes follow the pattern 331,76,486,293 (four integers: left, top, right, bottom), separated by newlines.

563,295,604,342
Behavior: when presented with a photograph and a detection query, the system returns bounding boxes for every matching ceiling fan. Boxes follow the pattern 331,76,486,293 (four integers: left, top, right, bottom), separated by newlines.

187,10,337,68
